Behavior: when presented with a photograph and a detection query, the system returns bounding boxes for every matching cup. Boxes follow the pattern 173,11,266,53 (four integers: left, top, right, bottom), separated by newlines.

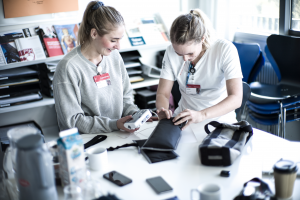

273,159,298,199
191,183,221,200
64,185,83,200
86,146,108,171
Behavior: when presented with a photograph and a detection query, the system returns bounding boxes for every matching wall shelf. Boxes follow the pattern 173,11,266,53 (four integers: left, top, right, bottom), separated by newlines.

0,77,159,114
0,42,170,71
0,96,54,114
0,56,64,71
131,77,159,89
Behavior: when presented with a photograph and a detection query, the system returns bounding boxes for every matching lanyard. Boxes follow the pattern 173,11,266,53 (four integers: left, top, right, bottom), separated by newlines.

186,62,196,86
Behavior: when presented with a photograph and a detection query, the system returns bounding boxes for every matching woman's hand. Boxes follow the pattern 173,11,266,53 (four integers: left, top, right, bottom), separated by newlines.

146,116,159,122
156,107,172,120
173,109,205,130
117,115,139,133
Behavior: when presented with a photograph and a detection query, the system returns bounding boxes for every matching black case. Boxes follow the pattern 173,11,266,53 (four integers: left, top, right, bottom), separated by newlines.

142,118,182,151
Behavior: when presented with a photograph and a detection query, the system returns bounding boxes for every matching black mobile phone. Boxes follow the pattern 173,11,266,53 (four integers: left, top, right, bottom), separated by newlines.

103,171,132,186
146,176,173,194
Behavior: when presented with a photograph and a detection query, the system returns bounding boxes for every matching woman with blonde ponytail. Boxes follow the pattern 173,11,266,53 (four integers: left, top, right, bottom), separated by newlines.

53,1,155,134
156,9,243,130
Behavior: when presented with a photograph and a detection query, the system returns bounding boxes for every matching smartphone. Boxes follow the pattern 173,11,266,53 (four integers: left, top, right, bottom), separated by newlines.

103,171,132,186
146,176,173,194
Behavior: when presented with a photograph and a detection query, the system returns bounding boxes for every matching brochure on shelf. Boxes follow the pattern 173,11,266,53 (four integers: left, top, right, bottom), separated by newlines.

22,27,38,37
0,30,25,64
38,25,64,57
0,47,7,65
53,24,79,55
125,17,146,46
14,36,47,61
139,17,167,45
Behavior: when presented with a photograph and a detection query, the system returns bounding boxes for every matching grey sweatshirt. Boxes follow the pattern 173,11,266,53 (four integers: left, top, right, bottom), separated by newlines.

53,46,139,134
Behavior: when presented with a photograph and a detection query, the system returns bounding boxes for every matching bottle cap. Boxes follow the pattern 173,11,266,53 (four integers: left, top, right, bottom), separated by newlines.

273,159,298,174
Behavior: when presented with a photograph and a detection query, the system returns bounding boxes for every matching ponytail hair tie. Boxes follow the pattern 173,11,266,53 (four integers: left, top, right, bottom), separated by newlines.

91,1,104,10
189,9,199,18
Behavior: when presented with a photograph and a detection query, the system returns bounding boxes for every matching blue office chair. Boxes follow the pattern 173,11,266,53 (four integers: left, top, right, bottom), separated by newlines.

232,42,265,83
247,34,300,138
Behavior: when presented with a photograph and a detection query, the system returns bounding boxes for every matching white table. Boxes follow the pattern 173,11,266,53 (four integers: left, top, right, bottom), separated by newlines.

56,121,300,200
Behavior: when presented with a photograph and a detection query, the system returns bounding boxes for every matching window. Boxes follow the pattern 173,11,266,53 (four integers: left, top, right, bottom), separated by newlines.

291,0,300,31
233,0,279,35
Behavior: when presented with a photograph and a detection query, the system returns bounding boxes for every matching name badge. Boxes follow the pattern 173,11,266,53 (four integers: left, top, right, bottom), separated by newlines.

186,84,201,95
93,73,111,88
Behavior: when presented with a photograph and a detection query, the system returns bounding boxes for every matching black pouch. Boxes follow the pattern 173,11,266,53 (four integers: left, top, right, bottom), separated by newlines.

141,117,183,151
199,121,253,166
133,139,179,164
107,139,179,164
106,118,184,164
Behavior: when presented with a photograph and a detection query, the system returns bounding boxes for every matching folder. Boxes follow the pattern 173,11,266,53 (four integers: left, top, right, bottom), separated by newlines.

0,78,39,88
0,66,38,80
0,91,43,108
0,83,40,98
120,50,144,83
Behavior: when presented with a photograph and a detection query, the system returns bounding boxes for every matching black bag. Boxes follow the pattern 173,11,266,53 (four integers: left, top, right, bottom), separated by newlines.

141,118,183,151
134,139,179,164
199,121,253,166
107,139,179,164
107,118,185,164
233,178,275,200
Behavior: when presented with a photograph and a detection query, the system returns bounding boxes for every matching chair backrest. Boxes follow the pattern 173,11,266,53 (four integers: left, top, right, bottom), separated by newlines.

236,82,251,121
264,45,281,82
233,42,265,83
171,80,181,109
267,34,300,86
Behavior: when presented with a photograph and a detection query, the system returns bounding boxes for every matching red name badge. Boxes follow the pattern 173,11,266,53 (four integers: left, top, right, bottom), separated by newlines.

187,84,200,88
186,84,201,94
93,73,111,88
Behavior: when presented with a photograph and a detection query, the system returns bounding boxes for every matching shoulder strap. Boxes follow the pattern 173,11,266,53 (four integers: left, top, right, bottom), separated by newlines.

84,135,107,149
205,121,253,135
204,121,222,134
107,143,138,151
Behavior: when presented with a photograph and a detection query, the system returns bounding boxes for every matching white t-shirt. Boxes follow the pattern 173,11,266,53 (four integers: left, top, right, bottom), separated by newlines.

160,39,243,123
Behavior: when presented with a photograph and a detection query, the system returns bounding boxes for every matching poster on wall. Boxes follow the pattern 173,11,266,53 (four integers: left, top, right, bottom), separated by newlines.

3,0,79,19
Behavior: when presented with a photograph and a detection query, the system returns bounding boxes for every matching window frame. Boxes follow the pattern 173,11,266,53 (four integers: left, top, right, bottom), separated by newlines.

280,0,300,36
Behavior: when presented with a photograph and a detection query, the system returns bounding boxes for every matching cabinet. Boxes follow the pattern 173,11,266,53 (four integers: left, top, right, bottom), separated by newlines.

0,42,170,141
